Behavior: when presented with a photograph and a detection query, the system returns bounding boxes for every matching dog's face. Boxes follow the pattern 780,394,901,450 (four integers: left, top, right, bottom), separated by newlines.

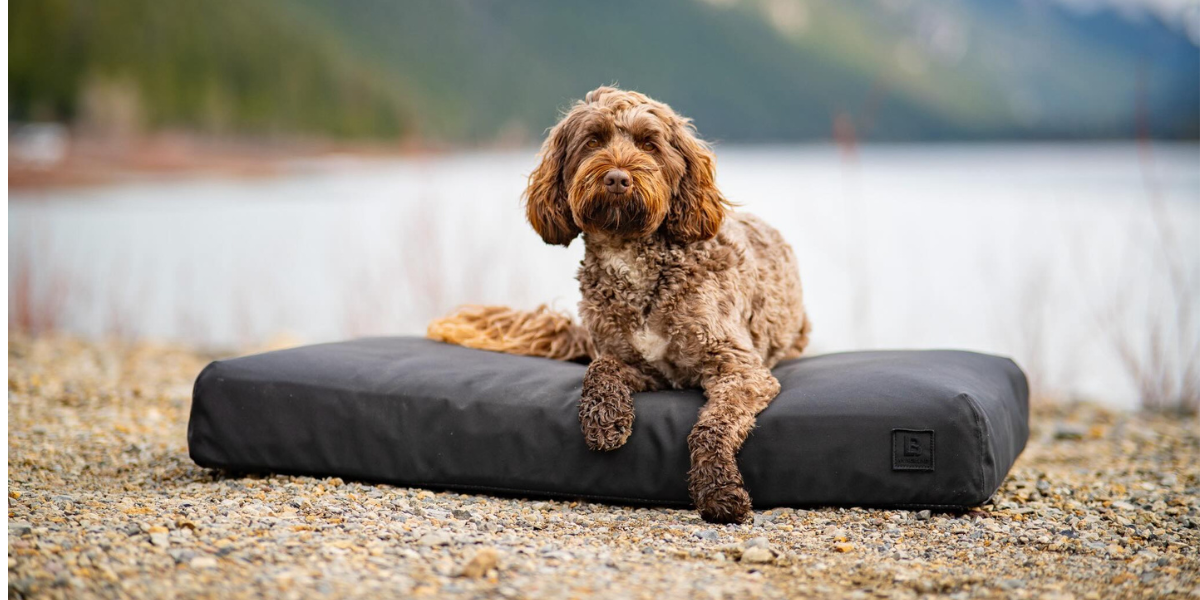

524,86,729,246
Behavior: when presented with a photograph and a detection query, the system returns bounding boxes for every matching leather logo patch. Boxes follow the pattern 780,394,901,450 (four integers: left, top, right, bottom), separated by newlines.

892,429,934,471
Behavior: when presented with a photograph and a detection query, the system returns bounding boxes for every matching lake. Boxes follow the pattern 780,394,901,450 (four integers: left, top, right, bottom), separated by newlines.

9,143,1200,409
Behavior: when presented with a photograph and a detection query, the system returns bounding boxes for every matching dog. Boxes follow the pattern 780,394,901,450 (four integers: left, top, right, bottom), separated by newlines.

428,86,810,523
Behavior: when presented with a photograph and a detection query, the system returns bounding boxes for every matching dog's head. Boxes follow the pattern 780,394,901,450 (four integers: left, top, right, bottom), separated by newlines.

524,86,729,246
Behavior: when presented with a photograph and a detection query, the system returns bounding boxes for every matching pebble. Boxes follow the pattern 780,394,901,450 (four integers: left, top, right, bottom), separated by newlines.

1053,423,1087,440
149,527,170,548
1000,578,1026,590
426,508,452,520
190,556,218,569
6,334,1199,599
459,548,499,578
168,549,196,564
418,532,451,547
740,547,774,564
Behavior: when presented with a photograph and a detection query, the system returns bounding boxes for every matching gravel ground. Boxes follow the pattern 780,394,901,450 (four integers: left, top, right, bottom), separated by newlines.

8,334,1200,599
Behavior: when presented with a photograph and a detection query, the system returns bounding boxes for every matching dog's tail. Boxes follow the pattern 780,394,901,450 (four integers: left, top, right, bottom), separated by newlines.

427,305,594,362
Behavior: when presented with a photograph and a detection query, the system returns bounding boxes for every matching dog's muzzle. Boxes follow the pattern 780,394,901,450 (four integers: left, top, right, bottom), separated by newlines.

570,156,669,238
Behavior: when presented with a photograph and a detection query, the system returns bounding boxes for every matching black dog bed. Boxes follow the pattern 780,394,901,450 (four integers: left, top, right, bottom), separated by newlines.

188,337,1028,509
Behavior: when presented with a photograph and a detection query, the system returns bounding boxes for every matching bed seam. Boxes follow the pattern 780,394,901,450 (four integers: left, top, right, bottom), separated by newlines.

959,392,990,503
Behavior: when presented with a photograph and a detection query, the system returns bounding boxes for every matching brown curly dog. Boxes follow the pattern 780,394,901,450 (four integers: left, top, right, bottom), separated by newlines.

429,86,810,523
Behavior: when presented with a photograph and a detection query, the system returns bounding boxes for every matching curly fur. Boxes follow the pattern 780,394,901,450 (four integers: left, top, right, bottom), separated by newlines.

429,86,810,523
427,304,593,362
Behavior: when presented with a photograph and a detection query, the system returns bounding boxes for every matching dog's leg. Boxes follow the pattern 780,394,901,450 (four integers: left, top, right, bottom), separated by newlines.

688,354,780,524
579,356,651,451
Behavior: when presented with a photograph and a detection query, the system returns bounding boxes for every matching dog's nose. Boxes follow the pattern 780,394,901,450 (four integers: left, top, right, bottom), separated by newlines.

604,169,631,195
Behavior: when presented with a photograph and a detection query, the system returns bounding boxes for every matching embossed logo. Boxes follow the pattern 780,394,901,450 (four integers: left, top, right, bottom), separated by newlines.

892,429,934,471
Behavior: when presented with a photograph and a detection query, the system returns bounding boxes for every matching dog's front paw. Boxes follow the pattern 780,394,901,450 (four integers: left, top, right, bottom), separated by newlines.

693,483,752,524
687,447,753,524
578,385,634,451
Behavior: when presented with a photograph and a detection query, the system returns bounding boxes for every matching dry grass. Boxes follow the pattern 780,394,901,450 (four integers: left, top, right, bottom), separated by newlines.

9,235,75,336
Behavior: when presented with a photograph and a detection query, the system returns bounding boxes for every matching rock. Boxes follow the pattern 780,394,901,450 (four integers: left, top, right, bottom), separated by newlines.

999,578,1026,590
452,509,473,520
9,578,37,596
745,536,771,549
833,543,854,553
741,547,774,564
418,532,451,547
459,548,499,578
168,549,195,564
1110,501,1136,511
916,510,932,521
190,556,218,569
694,529,719,542
824,526,849,540
1054,424,1087,440
147,526,170,548
9,522,33,536
1038,593,1076,600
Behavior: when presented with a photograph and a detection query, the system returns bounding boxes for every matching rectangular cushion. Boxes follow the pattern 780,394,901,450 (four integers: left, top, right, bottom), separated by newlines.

188,337,1029,509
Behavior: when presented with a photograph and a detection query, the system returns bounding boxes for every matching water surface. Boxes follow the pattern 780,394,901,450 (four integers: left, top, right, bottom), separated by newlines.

10,143,1200,408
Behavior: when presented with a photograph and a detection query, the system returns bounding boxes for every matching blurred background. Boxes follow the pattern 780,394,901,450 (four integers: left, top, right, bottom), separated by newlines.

8,0,1199,413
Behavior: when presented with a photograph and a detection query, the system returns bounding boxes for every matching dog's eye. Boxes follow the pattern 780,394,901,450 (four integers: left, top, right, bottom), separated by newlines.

585,137,600,149
639,141,656,152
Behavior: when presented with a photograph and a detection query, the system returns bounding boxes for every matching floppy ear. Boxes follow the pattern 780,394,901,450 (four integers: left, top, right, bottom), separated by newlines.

664,120,728,243
524,117,581,247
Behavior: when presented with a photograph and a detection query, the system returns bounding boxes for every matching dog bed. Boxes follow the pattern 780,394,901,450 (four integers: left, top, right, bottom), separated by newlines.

188,337,1028,509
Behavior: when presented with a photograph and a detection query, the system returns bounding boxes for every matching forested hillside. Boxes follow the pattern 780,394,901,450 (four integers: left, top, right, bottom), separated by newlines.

10,0,1198,142
10,0,411,139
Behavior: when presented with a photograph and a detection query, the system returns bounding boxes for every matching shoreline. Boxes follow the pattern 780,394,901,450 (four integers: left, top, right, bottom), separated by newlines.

8,334,1199,598
7,133,481,192
11,133,1199,193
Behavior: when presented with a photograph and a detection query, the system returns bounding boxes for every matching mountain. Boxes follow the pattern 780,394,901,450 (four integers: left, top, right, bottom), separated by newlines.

9,0,413,139
9,0,1198,143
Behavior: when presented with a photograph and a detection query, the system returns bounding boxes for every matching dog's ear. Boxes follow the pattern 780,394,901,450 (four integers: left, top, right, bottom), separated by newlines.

664,119,728,243
524,114,582,247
